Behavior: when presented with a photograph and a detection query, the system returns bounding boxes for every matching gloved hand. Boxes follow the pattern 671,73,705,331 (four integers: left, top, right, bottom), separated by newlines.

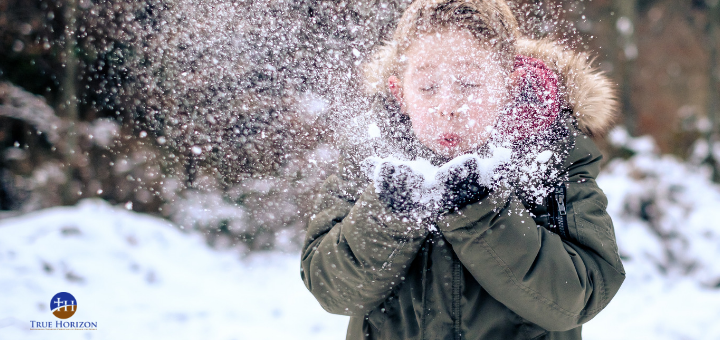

435,157,490,212
375,162,424,214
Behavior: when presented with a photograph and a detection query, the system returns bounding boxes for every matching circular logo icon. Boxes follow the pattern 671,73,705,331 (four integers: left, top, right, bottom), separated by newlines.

50,292,77,319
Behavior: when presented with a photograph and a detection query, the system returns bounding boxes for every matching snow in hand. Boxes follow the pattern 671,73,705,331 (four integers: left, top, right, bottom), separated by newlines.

364,145,512,206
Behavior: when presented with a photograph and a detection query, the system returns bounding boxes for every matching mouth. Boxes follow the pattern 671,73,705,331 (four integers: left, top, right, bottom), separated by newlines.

437,133,461,148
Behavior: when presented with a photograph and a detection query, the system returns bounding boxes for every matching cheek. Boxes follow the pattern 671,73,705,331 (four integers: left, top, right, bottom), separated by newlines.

405,99,435,132
472,112,500,131
469,101,500,119
462,102,501,132
408,113,433,135
469,85,508,115
404,91,431,111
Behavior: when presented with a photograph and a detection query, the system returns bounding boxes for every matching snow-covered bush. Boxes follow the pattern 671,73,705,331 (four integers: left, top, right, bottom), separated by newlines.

600,128,720,287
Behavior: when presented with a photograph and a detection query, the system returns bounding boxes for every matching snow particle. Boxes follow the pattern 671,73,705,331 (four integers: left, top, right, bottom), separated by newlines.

367,123,381,139
616,17,634,36
535,151,554,164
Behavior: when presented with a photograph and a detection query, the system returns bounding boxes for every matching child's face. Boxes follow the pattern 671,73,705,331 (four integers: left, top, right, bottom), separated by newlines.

389,29,509,158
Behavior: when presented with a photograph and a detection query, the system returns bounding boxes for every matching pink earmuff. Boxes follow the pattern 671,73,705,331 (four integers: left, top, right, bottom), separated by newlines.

497,55,561,142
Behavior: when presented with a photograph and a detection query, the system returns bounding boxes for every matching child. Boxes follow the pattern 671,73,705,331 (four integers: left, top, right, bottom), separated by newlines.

301,1,625,339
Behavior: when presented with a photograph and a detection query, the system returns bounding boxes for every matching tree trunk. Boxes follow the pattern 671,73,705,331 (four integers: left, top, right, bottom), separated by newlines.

614,0,638,135
706,0,720,181
61,0,79,204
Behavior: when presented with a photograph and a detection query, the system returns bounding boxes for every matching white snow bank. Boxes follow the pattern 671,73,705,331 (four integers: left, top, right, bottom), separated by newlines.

584,130,720,340
584,275,720,340
0,199,348,340
601,129,720,286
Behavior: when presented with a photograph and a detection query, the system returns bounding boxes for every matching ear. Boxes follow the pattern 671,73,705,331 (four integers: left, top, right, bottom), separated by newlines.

388,76,404,111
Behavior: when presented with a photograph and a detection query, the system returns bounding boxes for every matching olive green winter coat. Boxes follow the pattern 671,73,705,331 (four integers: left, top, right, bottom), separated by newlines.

301,39,625,340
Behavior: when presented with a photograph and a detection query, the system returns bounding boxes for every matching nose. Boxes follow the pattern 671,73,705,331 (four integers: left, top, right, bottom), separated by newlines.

436,90,463,118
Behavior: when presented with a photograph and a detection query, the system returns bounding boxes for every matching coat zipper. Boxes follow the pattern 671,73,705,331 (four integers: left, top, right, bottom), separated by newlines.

420,237,430,340
452,250,462,340
554,184,569,239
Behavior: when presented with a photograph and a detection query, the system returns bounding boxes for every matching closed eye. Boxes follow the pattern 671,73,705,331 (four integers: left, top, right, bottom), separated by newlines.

460,82,480,89
420,85,437,93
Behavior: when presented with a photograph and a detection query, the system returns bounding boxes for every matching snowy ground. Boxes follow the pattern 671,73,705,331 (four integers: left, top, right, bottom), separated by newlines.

0,199,348,340
2,146,720,339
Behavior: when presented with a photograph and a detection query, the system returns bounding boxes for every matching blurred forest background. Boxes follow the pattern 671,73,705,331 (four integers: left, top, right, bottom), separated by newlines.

1,0,719,253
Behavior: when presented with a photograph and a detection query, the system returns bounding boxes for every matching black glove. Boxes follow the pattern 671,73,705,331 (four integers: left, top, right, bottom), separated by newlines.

376,162,424,214
436,157,490,211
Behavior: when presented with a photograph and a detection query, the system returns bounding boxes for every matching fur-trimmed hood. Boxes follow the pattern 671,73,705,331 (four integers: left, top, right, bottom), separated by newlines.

516,38,618,137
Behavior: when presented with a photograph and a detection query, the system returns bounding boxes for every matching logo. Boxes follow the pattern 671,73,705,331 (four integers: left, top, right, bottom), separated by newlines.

51,292,77,319
30,292,97,330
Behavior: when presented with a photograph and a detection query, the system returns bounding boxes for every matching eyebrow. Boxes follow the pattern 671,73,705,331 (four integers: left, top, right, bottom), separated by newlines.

412,64,434,72
411,61,484,73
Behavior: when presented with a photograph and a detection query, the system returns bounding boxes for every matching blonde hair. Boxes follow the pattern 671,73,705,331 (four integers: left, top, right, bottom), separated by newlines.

362,0,520,95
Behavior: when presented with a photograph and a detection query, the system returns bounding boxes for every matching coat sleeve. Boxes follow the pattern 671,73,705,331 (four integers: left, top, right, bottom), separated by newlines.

301,174,428,316
438,133,626,332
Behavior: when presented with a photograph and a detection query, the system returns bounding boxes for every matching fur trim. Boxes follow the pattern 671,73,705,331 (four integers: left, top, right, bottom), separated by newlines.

362,41,398,95
516,38,618,136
